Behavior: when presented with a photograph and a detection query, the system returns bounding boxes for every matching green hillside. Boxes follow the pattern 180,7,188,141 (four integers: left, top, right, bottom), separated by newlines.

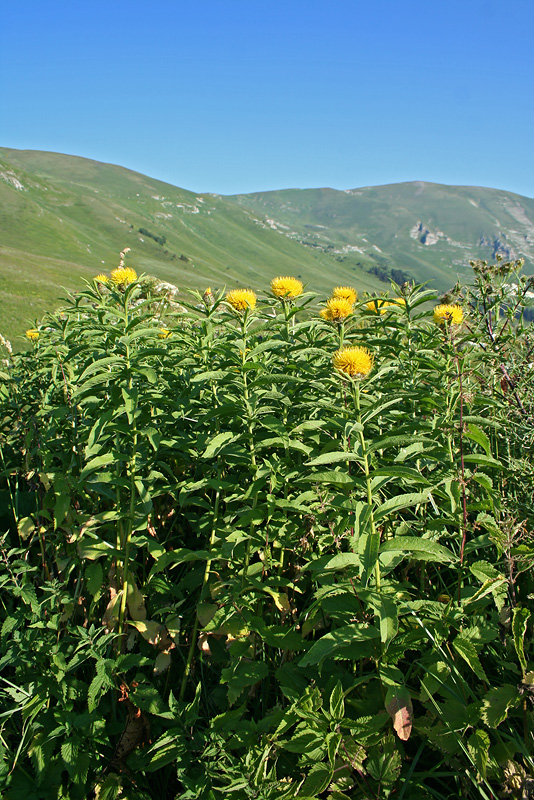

229,182,534,288
2,148,534,348
0,148,382,347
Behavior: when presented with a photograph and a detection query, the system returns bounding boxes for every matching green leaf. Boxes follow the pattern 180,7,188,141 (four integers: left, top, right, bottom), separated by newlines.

481,684,519,727
85,562,103,599
306,451,361,466
79,453,115,480
305,470,355,486
361,531,380,587
329,681,345,721
465,423,491,456
190,370,230,383
512,606,530,676
374,490,430,521
453,635,487,680
202,431,239,458
300,763,333,796
468,729,490,779
462,454,503,469
380,536,455,563
371,595,398,650
366,734,401,785
299,624,379,666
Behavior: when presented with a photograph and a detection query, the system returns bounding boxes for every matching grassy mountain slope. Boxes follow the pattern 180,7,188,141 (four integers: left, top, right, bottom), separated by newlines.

0,148,382,346
229,181,534,287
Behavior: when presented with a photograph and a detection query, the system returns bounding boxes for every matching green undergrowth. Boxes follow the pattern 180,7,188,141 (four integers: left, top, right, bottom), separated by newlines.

1,257,534,799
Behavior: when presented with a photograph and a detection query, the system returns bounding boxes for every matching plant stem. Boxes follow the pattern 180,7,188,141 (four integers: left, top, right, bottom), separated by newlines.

352,382,380,591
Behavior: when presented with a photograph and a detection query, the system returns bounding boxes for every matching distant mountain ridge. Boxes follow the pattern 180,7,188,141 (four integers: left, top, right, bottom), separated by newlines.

228,181,534,289
1,147,533,345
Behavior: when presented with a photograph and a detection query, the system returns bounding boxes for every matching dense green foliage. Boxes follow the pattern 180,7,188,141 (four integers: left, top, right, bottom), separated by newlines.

1,258,534,799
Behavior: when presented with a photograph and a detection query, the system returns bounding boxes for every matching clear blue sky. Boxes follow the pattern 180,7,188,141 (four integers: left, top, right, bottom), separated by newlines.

2,0,533,196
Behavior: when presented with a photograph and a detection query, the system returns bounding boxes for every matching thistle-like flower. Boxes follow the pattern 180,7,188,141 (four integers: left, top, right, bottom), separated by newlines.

332,286,357,304
158,328,171,339
365,298,391,314
203,287,215,306
433,304,464,325
25,329,40,341
271,276,304,299
110,267,138,287
320,297,354,322
333,346,373,378
226,289,257,311
94,273,109,284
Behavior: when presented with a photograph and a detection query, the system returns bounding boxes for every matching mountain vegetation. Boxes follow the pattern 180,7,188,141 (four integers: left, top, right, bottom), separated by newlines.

1,147,533,346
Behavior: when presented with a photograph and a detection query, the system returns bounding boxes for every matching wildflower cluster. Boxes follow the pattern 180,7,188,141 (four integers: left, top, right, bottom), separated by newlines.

320,285,358,322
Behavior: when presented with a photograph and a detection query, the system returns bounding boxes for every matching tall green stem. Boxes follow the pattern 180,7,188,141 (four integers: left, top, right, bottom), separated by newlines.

352,382,380,591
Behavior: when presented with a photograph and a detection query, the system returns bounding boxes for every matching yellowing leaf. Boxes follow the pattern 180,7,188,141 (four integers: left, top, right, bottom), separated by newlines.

385,685,413,741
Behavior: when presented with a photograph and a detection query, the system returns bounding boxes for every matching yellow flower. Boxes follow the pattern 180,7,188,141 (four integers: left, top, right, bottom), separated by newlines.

226,289,257,311
110,266,138,287
433,304,464,325
94,273,109,284
333,346,373,378
332,286,357,304
390,297,406,307
365,298,391,314
271,276,304,299
203,287,214,306
158,328,171,339
320,297,354,322
25,329,39,341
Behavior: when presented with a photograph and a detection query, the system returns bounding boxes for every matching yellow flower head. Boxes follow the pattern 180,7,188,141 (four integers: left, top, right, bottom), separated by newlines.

271,276,304,299
332,286,357,304
158,328,171,339
110,267,138,287
94,273,109,284
391,297,406,308
365,298,391,314
434,304,464,325
226,289,257,312
333,346,373,378
25,328,39,342
320,297,354,322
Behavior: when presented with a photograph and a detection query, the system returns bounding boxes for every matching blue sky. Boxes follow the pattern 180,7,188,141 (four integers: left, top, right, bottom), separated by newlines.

2,0,533,196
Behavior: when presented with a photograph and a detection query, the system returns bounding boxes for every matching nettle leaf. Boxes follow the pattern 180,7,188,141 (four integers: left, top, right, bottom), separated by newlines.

299,763,333,796
385,684,413,741
85,562,103,599
481,684,519,727
468,729,490,779
512,606,530,676
299,624,380,666
465,423,491,456
366,734,401,785
453,635,487,681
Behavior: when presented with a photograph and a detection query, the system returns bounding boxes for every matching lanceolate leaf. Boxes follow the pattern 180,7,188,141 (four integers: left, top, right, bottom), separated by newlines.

380,537,455,563
512,606,530,676
299,624,380,667
385,684,413,741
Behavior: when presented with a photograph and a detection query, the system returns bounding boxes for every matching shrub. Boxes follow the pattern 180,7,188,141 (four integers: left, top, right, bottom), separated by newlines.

0,258,533,798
